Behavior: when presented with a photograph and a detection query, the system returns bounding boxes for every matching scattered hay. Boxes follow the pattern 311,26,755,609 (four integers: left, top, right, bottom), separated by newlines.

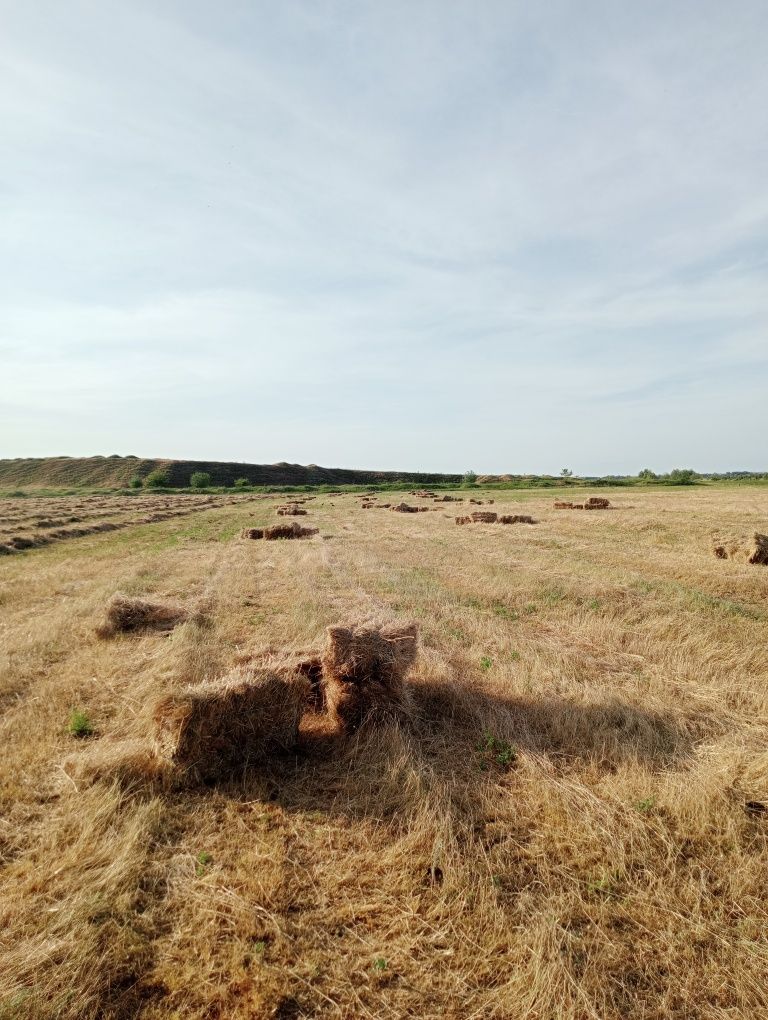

585,497,611,510
470,511,498,523
498,514,536,525
322,621,419,732
455,516,472,525
63,739,168,789
263,522,319,540
152,668,308,781
96,592,187,638
277,507,308,516
434,495,463,502
712,532,768,565
241,527,264,539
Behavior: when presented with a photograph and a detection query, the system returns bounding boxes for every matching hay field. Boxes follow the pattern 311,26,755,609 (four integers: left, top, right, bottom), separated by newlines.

1,487,767,1019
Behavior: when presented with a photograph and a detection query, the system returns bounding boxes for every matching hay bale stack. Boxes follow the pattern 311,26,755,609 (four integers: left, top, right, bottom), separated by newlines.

498,514,536,524
96,592,187,638
152,668,308,781
242,527,264,540
712,533,768,565
584,497,611,510
322,621,419,732
263,522,318,540
471,511,498,523
455,516,472,525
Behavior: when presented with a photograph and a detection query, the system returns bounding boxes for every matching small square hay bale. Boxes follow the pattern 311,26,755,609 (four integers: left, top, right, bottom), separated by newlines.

470,511,498,523
498,514,536,524
152,668,308,780
242,527,264,539
584,497,611,509
263,522,319,540
554,501,574,509
712,533,768,565
322,621,419,732
277,507,308,516
455,516,472,525
96,592,187,638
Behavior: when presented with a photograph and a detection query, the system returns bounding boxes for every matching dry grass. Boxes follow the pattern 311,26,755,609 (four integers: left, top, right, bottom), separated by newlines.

1,486,767,1018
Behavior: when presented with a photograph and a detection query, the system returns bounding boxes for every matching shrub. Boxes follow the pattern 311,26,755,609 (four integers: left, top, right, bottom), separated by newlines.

233,477,250,488
190,471,212,488
129,476,142,489
144,469,170,488
68,709,94,738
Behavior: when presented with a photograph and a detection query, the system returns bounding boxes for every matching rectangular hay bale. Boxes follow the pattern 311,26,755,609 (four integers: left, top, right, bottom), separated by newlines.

152,668,308,780
322,621,419,732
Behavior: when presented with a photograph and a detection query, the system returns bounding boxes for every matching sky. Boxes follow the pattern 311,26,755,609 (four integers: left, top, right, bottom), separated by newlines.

1,1,766,475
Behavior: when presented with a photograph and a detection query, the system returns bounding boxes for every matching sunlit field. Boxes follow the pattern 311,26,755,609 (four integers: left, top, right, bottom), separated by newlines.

1,487,767,1019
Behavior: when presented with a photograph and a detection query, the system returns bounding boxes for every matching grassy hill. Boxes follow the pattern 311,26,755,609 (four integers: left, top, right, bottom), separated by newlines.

0,456,464,490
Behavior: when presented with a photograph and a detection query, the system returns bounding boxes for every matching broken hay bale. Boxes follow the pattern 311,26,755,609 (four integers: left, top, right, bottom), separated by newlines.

498,514,536,525
712,533,768,565
277,506,308,516
96,592,187,638
242,527,264,540
455,516,472,525
434,495,464,502
554,501,575,509
322,621,419,732
391,503,420,513
584,497,611,510
263,522,319,540
152,668,308,781
470,511,498,524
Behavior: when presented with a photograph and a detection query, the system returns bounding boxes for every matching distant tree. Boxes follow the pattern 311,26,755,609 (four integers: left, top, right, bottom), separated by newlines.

560,467,574,486
144,468,170,488
638,468,657,480
190,471,212,488
233,477,250,488
462,470,478,487
668,468,697,485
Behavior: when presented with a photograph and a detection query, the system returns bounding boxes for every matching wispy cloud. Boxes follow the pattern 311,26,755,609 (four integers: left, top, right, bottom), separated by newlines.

1,0,766,472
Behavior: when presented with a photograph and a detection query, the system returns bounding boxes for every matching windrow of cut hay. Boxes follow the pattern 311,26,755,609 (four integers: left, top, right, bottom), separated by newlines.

0,492,255,555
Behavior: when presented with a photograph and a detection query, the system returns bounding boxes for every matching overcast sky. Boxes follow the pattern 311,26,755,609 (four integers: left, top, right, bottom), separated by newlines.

1,1,766,474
